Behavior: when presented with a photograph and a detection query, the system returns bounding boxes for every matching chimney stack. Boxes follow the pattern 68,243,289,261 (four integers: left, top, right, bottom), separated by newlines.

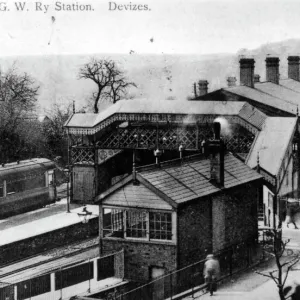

266,57,280,84
239,58,255,88
209,121,225,187
288,56,300,81
254,74,260,83
227,77,237,87
198,80,209,96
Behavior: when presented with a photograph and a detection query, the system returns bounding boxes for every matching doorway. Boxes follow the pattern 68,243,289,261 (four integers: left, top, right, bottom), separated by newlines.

150,266,165,300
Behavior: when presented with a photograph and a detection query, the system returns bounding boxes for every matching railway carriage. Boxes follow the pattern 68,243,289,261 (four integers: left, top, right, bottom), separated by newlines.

0,158,56,218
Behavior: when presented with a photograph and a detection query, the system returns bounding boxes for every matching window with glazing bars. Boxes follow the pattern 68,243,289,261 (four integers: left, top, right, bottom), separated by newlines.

126,210,147,238
112,209,124,231
149,212,172,240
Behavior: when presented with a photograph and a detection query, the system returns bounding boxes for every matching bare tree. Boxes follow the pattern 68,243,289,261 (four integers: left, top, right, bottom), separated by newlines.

256,222,300,300
0,65,39,162
78,58,136,113
104,66,137,104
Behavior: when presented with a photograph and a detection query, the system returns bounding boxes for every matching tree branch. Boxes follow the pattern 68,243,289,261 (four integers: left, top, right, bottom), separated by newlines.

78,57,137,111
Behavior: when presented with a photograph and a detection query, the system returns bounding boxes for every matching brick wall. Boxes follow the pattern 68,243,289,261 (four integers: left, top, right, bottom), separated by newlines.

212,184,258,251
177,197,212,268
102,238,177,282
212,196,226,251
0,218,99,266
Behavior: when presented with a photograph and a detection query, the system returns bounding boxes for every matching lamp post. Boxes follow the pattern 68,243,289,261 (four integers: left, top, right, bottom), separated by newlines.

78,206,93,237
77,206,92,223
63,167,70,213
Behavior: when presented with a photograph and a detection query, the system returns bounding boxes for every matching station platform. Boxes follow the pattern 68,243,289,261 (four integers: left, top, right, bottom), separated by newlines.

0,198,80,230
0,199,100,266
0,204,99,247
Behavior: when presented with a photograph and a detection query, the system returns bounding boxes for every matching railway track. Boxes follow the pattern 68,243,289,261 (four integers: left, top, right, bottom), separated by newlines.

0,237,99,278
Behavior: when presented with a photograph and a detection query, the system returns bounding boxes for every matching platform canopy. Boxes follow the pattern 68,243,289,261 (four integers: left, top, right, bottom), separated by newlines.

64,99,267,135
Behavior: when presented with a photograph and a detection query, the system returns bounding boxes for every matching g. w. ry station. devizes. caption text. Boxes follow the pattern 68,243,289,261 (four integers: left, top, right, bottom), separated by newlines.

0,1,151,12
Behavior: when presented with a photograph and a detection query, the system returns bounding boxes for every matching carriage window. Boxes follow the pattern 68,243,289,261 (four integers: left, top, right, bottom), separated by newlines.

48,172,53,185
0,186,3,197
149,212,172,240
6,182,18,194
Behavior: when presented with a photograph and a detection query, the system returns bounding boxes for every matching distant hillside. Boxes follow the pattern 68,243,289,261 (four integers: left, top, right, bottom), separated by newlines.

1,39,299,112
0,53,234,111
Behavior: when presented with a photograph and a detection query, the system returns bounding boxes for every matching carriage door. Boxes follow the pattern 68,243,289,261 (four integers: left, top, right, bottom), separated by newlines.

150,267,165,300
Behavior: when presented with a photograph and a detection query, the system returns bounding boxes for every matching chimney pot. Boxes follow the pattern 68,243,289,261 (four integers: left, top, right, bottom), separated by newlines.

227,77,237,87
198,80,209,96
288,56,300,81
239,58,255,88
254,74,260,83
266,57,280,84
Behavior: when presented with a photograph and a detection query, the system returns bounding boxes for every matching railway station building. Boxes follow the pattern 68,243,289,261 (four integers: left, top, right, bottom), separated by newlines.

193,56,300,226
65,98,298,230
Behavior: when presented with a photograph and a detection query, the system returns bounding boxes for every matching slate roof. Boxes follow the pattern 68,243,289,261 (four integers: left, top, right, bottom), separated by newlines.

224,79,300,115
280,78,300,93
256,82,300,108
201,80,299,176
224,85,298,115
99,153,262,208
238,101,267,129
246,117,297,176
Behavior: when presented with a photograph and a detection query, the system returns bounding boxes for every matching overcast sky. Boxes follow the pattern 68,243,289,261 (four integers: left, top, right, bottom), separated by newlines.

1,0,300,56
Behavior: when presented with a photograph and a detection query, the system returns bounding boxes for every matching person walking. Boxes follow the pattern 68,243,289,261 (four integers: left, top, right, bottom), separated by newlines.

286,202,298,229
203,254,220,296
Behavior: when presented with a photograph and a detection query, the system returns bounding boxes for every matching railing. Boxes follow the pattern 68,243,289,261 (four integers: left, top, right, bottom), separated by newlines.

102,239,258,300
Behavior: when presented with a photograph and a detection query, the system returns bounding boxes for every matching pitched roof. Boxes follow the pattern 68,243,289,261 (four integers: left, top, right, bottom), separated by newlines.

224,79,300,115
246,117,297,176
99,153,262,208
224,85,298,115
256,82,300,107
280,78,300,93
102,183,173,210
